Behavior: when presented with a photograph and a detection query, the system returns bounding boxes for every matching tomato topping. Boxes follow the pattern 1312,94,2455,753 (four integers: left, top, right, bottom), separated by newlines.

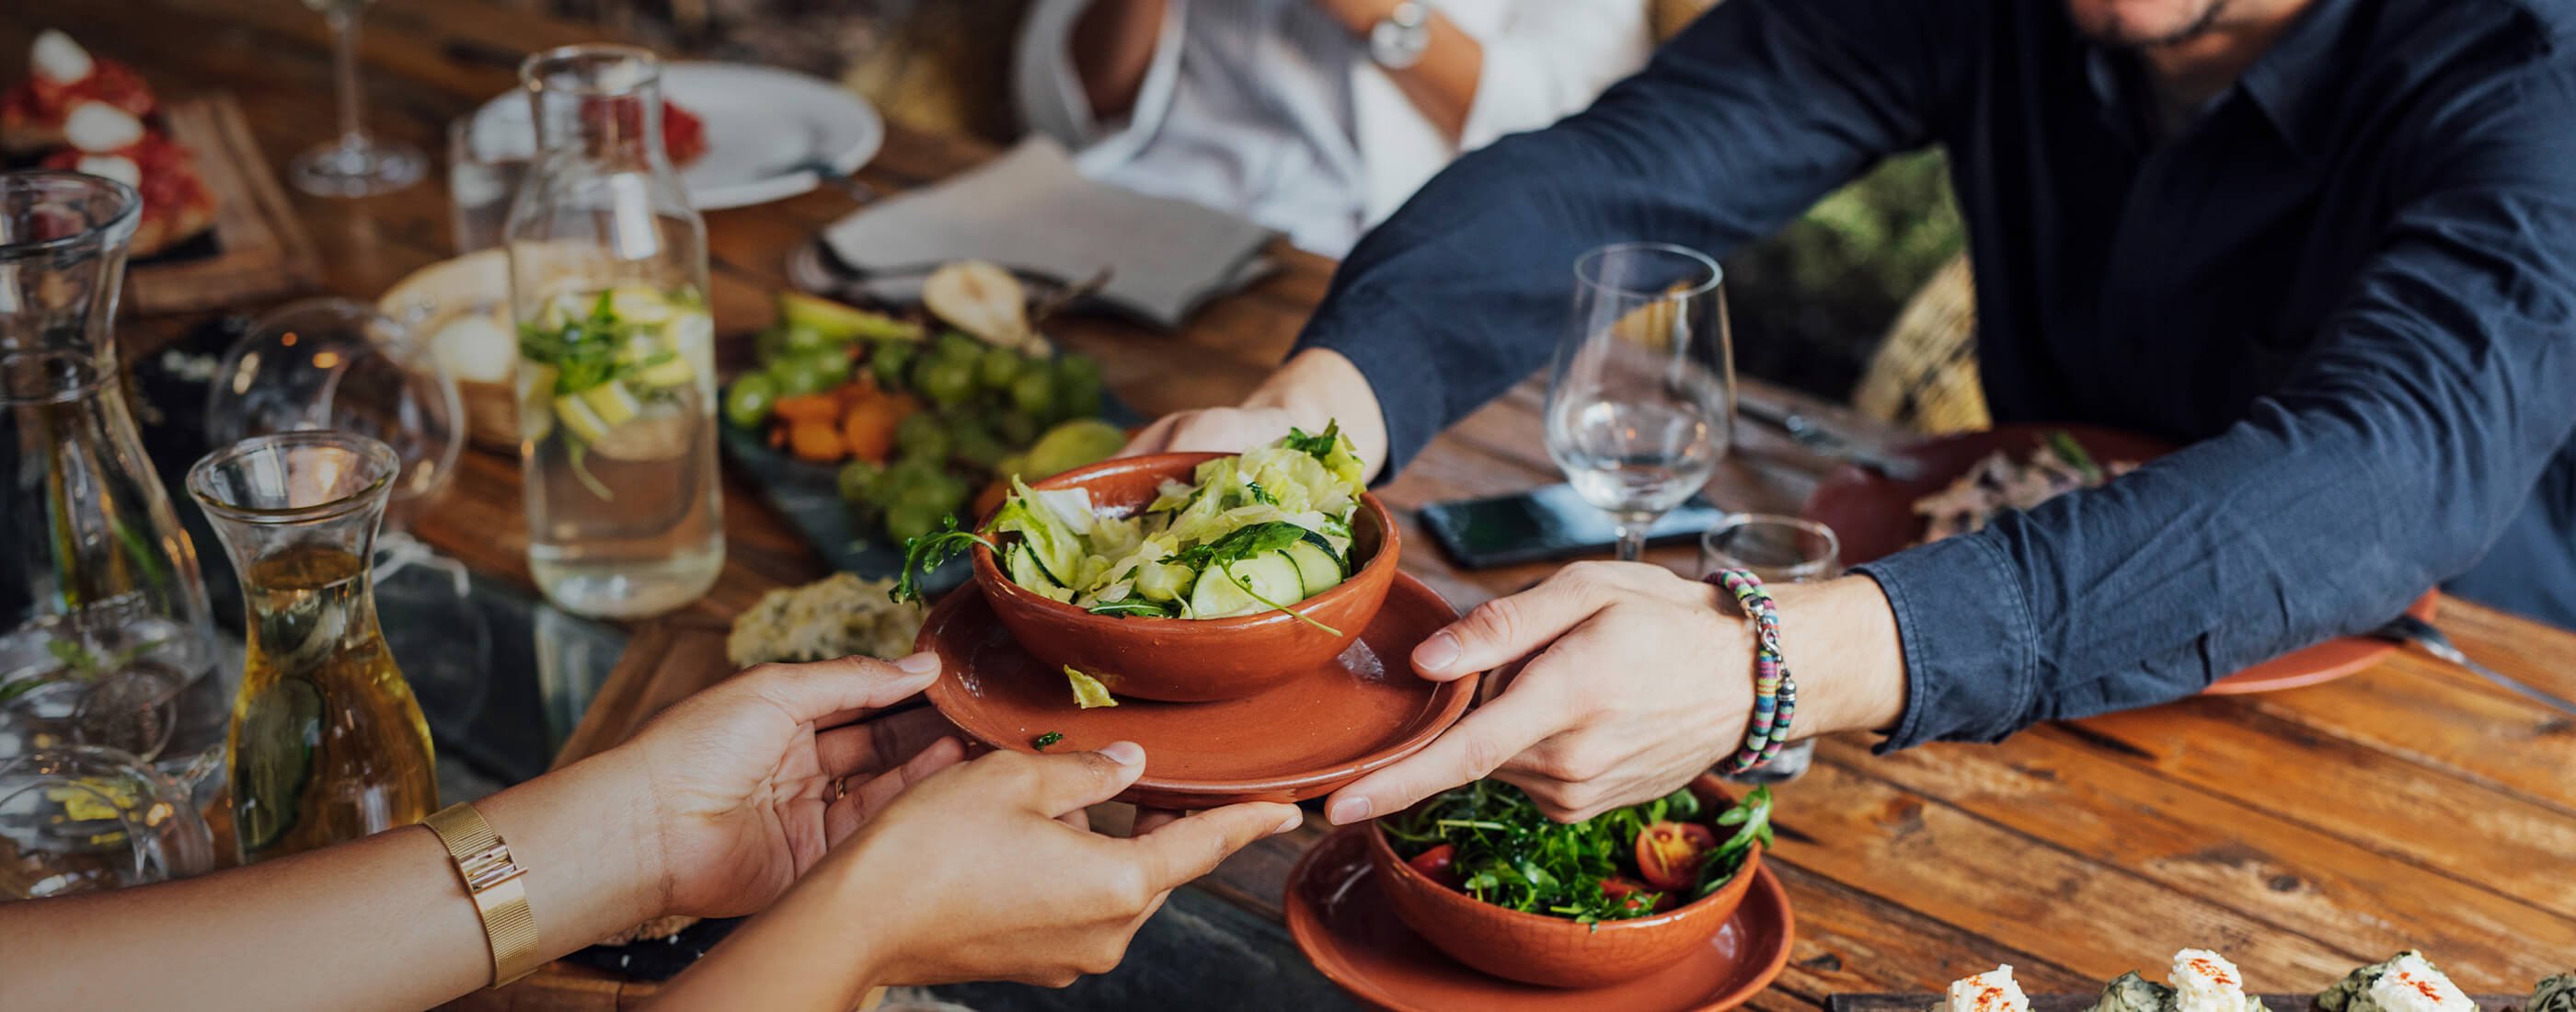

1599,877,1671,914
1634,821,1719,891
1406,843,1462,889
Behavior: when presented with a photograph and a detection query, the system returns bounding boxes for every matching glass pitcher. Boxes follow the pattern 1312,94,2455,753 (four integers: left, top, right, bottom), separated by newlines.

504,44,723,619
0,172,219,765
0,743,214,899
187,432,435,864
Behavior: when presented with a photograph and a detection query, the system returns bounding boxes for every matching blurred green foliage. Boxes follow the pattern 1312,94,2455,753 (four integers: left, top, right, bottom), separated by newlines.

1723,150,1965,398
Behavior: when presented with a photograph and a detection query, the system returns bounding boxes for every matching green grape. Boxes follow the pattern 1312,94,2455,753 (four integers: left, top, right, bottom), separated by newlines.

723,374,777,430
1009,370,1058,420
769,355,834,397
977,347,1023,390
895,412,951,460
922,360,978,409
806,349,854,387
753,325,789,362
837,459,884,502
884,501,943,544
935,329,983,362
994,412,1038,447
782,323,837,353
1053,355,1105,419
953,431,1008,469
869,343,915,389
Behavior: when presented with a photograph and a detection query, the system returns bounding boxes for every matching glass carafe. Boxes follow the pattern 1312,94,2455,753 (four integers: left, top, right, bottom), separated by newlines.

0,172,218,764
0,743,215,898
504,44,722,619
187,432,435,864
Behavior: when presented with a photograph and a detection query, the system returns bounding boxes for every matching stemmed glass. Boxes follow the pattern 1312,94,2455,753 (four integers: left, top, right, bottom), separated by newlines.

1544,243,1735,561
286,0,426,197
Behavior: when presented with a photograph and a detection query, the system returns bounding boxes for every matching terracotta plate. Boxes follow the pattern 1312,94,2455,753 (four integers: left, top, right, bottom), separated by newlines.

1801,423,2438,695
1285,825,1794,1012
921,572,1480,809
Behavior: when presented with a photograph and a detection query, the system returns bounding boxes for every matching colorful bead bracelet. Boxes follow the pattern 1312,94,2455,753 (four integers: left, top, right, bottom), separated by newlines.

1708,569,1797,771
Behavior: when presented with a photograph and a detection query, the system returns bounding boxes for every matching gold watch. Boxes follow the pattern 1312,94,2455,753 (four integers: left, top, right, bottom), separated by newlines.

424,802,542,987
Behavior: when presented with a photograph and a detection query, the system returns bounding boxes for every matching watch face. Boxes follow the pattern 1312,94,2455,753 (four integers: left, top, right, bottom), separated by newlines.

1370,16,1430,68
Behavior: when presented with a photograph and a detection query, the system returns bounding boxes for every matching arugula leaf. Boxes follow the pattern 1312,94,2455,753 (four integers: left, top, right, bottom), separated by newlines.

891,514,998,604
1159,521,1308,572
1086,599,1176,618
1244,481,1280,507
1281,421,1342,459
1384,780,1771,924
2046,430,2103,483
1032,731,1064,751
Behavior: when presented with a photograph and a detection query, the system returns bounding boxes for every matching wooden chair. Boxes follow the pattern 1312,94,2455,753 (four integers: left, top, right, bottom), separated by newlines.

1852,252,1990,434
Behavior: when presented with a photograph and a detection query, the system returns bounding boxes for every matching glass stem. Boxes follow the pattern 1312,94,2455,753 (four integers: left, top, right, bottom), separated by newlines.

328,8,368,151
1614,522,1649,562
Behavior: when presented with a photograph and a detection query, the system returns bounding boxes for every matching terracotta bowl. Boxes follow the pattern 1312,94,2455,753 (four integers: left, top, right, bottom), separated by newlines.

1365,775,1765,990
970,452,1400,702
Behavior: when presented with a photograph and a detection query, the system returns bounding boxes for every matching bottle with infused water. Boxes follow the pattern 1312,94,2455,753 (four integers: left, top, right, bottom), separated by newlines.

188,432,435,864
504,44,721,618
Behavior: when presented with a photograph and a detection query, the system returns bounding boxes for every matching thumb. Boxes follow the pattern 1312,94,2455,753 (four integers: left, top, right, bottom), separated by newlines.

1009,741,1149,817
1125,801,1304,890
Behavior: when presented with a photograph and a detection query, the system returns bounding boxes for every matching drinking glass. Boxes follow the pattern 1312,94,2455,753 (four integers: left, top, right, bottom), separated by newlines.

1701,513,1839,783
287,0,427,198
1543,243,1734,561
448,113,531,255
203,300,490,737
506,44,722,619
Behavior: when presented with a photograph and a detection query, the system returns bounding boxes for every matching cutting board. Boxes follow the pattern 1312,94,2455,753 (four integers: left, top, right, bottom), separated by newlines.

130,93,321,314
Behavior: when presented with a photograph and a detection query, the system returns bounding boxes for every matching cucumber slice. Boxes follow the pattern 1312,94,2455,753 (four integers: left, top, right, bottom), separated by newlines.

554,392,613,444
234,677,322,855
1133,561,1190,603
1283,540,1345,597
630,354,696,389
1190,552,1305,618
1006,543,1063,590
580,380,643,427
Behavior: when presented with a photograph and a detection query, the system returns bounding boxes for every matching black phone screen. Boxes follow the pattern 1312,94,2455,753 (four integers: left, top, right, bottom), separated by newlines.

1418,485,1728,569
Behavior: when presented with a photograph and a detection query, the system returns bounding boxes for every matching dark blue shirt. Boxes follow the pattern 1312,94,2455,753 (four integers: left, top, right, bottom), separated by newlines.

1294,0,2576,748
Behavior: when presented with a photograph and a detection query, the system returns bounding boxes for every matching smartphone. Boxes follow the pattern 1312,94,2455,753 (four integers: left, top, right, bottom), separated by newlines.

1419,484,1729,569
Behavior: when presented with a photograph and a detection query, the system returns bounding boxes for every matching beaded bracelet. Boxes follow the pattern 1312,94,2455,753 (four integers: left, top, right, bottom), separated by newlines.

1708,569,1797,771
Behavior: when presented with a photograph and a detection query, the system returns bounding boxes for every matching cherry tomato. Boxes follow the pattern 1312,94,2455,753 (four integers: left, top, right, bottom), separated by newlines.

1599,877,1671,914
1635,821,1720,891
1406,843,1462,889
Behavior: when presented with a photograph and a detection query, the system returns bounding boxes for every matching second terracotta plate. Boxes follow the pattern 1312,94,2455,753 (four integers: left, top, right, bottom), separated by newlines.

1801,423,2437,695
921,572,1481,809
1285,825,1794,1012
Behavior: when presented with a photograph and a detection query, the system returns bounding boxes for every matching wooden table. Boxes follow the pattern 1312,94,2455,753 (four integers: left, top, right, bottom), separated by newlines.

23,1,2574,1007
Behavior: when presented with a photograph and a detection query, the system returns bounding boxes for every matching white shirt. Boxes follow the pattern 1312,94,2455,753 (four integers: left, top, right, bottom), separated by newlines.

1016,0,1650,256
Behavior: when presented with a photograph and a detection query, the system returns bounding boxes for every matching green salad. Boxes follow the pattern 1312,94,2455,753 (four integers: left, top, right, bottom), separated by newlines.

1382,780,1773,924
891,424,1369,627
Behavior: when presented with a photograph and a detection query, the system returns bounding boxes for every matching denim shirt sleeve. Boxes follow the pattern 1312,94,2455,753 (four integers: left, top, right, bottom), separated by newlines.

1857,55,2576,750
1295,0,1976,473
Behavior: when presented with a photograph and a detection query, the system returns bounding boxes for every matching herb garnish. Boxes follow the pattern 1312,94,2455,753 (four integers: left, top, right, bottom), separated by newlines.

1381,780,1773,924
1032,731,1064,751
890,514,997,604
1281,421,1343,460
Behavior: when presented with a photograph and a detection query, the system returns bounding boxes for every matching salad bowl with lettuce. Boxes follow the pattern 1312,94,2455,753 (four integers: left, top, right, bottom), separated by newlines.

894,425,1400,702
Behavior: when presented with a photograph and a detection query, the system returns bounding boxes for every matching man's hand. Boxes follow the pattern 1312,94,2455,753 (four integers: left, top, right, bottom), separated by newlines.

1120,349,1389,478
1324,561,1754,824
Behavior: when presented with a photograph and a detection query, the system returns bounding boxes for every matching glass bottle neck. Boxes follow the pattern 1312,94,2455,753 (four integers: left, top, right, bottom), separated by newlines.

532,83,668,172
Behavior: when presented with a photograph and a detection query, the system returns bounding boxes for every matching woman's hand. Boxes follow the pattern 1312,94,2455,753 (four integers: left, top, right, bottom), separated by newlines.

653,743,1303,1008
1319,565,1911,824
607,653,967,919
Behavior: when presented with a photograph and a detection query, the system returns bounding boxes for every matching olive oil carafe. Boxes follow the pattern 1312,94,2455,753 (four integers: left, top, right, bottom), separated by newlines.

187,432,435,863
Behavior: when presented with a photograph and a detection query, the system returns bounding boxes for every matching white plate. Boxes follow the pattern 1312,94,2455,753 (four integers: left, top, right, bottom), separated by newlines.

471,62,882,211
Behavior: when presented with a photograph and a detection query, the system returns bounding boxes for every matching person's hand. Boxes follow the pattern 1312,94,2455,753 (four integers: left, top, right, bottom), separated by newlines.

812,743,1304,987
1325,561,1754,823
609,653,967,919
1121,405,1308,458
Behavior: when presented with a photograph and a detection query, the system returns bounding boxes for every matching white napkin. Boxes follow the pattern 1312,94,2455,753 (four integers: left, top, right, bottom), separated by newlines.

821,137,1277,328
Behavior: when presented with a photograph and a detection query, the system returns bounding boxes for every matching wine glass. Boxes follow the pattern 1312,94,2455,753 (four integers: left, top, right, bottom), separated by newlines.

286,0,426,197
204,300,489,737
1543,243,1735,561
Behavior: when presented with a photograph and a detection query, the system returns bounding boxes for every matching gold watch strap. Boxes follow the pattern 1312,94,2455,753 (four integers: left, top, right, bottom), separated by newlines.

424,802,542,987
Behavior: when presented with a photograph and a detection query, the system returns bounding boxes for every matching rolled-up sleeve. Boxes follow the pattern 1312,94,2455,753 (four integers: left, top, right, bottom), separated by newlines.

1013,0,1187,168
1857,58,2576,750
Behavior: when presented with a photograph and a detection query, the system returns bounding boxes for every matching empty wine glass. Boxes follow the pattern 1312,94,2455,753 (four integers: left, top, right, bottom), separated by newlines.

204,300,489,737
287,0,426,197
1543,243,1735,561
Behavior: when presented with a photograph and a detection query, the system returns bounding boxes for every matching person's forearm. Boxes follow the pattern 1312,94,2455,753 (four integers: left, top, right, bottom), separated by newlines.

645,856,886,1011
1766,576,1908,737
0,753,663,1011
1245,348,1392,482
1070,0,1167,121
1316,0,1484,140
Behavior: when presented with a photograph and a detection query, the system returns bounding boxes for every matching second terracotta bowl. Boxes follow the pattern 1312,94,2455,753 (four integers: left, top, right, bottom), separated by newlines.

971,452,1400,702
1366,775,1765,990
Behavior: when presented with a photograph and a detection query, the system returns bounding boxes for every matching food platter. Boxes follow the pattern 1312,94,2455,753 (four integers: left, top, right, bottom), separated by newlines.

918,572,1479,809
1802,423,2438,695
1285,825,1794,1012
470,62,882,211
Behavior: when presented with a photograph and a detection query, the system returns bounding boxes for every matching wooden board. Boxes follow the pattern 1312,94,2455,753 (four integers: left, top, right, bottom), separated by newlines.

129,93,321,315
1825,995,2530,1012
